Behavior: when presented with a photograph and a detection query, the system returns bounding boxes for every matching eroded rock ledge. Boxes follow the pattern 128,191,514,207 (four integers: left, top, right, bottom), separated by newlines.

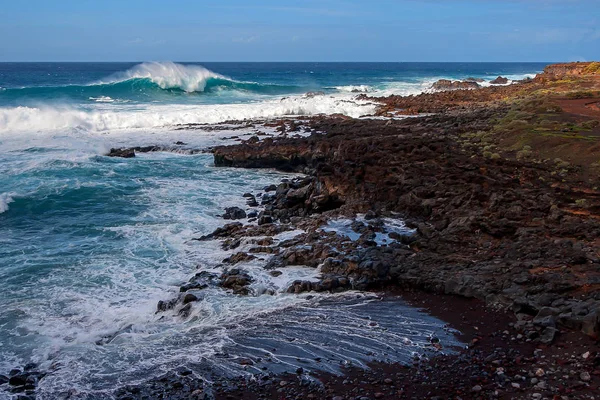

211,110,600,340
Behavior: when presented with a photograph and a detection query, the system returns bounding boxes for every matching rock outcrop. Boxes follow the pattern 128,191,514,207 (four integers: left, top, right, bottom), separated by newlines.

431,79,480,91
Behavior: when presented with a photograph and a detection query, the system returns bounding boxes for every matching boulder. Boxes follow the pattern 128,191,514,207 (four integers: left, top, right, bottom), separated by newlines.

222,207,247,220
220,269,254,295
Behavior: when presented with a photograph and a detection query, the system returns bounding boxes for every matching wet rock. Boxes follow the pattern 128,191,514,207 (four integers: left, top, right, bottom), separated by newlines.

8,375,27,386
194,223,243,241
246,196,259,207
258,215,273,225
182,293,198,304
107,148,135,158
220,269,253,295
223,252,256,264
178,303,192,318
157,298,179,312
222,207,247,220
180,271,219,292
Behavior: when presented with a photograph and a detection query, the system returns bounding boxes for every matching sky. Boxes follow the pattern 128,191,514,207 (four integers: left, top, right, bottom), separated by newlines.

0,0,598,62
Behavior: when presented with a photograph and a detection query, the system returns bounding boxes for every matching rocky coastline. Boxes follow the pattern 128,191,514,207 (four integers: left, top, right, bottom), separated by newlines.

203,62,600,398
7,62,599,400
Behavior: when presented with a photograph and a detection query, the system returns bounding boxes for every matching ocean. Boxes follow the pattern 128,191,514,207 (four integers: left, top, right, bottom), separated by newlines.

0,62,545,398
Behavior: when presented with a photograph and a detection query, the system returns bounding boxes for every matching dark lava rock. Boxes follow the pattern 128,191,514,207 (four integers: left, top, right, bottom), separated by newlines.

431,79,480,91
223,252,256,264
258,215,273,225
182,293,198,304
220,269,253,295
178,303,192,318
490,76,509,84
222,206,247,220
157,298,179,312
179,271,219,292
9,375,27,386
194,223,243,241
246,196,259,207
107,148,135,158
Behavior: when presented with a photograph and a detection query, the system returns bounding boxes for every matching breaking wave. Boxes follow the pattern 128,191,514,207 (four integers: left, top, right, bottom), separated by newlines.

0,193,14,214
0,94,377,133
0,62,304,101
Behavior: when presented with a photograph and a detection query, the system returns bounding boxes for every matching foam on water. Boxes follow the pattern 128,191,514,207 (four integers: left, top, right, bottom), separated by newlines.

0,62,547,398
0,193,14,213
0,94,376,134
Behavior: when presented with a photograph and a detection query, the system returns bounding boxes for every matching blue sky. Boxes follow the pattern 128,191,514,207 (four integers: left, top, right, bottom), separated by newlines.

0,0,598,62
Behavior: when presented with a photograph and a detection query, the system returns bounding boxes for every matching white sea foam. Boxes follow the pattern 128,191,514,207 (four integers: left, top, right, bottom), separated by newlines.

0,94,377,133
0,193,14,214
100,61,226,92
333,85,373,93
89,96,115,103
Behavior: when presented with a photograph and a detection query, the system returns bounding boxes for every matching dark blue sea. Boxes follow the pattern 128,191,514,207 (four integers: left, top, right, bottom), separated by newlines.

0,62,544,398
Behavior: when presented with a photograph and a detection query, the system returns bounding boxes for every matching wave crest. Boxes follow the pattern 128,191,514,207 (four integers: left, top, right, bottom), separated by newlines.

103,62,225,92
0,193,15,214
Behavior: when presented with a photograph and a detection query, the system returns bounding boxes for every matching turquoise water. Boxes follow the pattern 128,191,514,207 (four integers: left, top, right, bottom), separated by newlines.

0,62,544,398
0,62,546,131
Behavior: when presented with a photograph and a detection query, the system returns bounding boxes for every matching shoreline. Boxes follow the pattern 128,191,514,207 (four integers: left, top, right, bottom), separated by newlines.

4,62,600,399
107,62,600,399
204,62,600,398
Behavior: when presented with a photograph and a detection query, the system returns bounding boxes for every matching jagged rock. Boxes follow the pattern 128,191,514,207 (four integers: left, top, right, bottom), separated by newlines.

180,271,219,292
194,223,243,241
178,303,192,318
223,252,256,264
220,269,253,295
157,298,179,312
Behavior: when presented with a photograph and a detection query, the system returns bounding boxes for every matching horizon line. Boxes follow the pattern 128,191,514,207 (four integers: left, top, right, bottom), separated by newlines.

0,60,564,64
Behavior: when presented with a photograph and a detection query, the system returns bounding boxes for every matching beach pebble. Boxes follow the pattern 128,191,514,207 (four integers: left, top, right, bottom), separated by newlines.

580,371,591,381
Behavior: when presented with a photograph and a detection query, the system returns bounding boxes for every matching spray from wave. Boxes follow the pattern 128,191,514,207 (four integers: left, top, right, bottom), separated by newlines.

0,193,14,214
0,95,378,133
